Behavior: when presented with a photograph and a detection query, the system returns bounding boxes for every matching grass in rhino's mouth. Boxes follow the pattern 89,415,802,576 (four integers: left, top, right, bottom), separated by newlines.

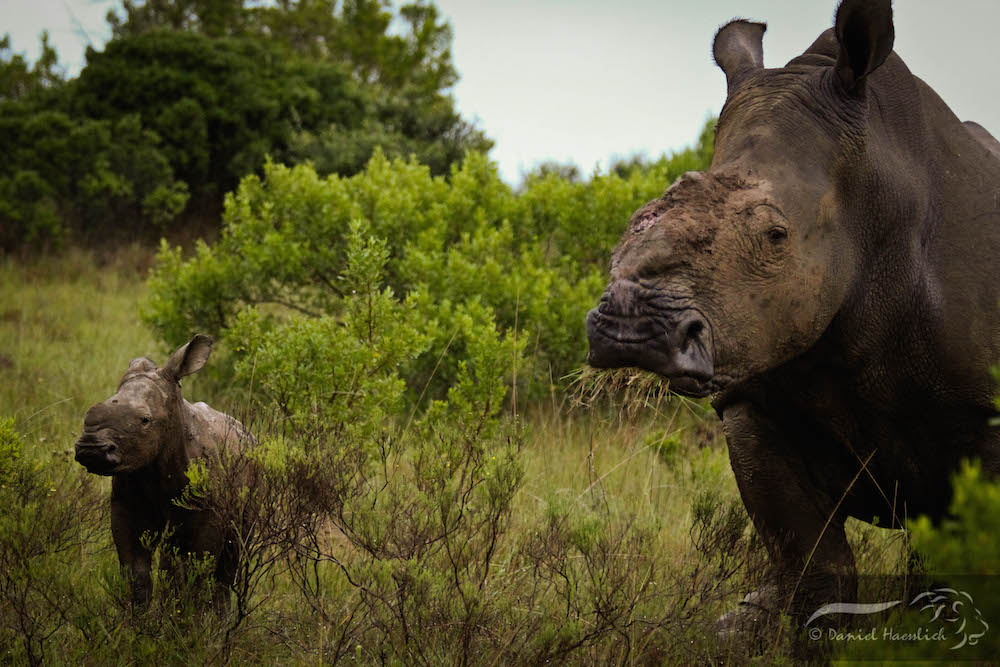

566,366,707,418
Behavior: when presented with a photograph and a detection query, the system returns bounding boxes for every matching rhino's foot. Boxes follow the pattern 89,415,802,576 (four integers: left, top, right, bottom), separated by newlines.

715,588,837,662
715,588,783,639
712,589,787,659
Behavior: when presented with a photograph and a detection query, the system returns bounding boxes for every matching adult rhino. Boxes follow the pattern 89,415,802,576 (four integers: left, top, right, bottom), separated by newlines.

75,335,246,608
586,0,1000,624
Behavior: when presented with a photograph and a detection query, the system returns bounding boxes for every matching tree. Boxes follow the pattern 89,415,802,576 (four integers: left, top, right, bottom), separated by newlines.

0,32,62,101
101,0,492,179
2,0,492,250
0,34,188,250
107,0,247,38
72,30,368,203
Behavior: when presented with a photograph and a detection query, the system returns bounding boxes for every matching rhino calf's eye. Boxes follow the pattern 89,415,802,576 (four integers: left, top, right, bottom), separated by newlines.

141,416,151,424
767,226,788,243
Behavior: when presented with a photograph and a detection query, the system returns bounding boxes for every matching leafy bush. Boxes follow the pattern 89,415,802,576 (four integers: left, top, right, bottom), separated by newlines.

145,120,716,404
0,419,106,666
908,460,1000,574
227,220,434,438
179,411,764,664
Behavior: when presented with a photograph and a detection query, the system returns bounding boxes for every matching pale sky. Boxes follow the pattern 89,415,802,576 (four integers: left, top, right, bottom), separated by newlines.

6,0,1000,185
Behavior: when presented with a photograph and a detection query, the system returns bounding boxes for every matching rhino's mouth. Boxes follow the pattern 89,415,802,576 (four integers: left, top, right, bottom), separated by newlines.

586,323,715,397
585,282,717,398
74,434,121,476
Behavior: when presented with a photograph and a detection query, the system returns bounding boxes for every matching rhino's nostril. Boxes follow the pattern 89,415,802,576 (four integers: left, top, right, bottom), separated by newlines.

681,319,704,352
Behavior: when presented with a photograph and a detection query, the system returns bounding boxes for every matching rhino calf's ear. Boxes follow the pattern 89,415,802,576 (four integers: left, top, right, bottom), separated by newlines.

834,0,894,93
713,20,767,94
161,334,214,382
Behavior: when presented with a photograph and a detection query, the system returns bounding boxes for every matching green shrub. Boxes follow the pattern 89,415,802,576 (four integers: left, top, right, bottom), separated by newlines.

163,250,531,661
908,460,1000,574
834,460,1000,661
0,419,107,666
144,120,716,404
227,220,433,438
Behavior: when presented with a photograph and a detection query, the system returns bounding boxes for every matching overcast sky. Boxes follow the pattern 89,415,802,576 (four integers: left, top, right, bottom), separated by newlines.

7,0,1000,185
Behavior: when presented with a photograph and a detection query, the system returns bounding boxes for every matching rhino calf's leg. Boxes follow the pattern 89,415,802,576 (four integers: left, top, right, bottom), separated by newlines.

721,402,858,623
111,501,155,607
205,533,238,614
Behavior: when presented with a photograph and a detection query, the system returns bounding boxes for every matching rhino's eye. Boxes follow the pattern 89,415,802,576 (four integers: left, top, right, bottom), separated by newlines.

140,416,151,425
767,226,788,244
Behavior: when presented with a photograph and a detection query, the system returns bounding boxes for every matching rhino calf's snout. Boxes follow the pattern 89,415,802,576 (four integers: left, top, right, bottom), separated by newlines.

74,438,120,473
74,440,116,453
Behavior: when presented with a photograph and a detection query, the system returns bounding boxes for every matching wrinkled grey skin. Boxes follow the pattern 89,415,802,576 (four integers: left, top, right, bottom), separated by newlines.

587,0,1000,624
75,335,245,607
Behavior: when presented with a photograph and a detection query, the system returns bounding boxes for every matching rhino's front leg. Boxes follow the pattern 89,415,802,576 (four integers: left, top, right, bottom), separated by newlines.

720,402,857,623
111,498,154,607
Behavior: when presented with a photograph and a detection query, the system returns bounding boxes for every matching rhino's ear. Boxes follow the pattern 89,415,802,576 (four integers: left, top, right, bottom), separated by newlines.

713,20,767,94
834,0,894,93
161,334,214,382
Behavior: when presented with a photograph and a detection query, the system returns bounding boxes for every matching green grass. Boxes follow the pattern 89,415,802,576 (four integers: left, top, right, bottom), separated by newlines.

517,398,735,558
0,249,158,450
0,251,908,664
0,247,218,452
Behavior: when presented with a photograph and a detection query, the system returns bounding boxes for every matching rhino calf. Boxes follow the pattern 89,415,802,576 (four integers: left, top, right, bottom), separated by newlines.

75,334,244,607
